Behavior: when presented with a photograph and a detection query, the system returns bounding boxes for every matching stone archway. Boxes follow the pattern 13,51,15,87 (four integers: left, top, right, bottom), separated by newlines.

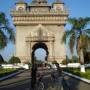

25,24,55,63
31,42,49,88
12,0,68,63
31,42,49,62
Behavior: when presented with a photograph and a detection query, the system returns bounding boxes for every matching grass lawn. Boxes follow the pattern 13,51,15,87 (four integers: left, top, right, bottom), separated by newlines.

63,68,90,80
0,68,17,78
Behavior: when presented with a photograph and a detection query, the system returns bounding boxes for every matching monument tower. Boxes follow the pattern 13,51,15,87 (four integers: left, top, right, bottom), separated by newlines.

11,0,68,63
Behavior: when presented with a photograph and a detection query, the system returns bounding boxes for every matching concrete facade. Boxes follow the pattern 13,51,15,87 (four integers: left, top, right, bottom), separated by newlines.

11,0,68,63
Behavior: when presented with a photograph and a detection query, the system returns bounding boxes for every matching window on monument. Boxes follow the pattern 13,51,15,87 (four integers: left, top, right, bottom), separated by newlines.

18,7,24,11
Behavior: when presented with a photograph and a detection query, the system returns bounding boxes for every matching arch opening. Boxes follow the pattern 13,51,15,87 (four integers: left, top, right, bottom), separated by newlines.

31,42,49,63
35,48,47,61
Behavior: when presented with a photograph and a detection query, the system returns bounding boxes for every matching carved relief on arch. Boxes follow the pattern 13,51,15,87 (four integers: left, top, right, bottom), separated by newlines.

31,24,54,37
25,24,55,42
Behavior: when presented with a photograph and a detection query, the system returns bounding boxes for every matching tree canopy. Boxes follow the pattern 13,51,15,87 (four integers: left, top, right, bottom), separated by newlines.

0,12,15,49
9,56,21,64
62,17,90,62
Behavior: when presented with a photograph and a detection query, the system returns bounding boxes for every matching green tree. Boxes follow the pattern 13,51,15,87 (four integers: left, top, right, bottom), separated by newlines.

9,56,21,64
0,12,15,49
62,17,90,72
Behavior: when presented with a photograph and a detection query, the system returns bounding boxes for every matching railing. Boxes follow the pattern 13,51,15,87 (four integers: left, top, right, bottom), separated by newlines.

25,36,55,42
11,9,68,16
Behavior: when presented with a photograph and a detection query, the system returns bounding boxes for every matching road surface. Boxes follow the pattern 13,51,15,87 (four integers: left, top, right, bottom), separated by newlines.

0,69,90,90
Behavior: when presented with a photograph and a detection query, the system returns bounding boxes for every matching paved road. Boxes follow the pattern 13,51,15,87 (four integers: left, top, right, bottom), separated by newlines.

0,70,31,90
65,75,90,90
0,69,54,90
0,69,90,90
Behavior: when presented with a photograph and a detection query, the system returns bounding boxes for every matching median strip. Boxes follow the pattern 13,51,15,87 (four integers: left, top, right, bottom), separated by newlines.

0,69,24,81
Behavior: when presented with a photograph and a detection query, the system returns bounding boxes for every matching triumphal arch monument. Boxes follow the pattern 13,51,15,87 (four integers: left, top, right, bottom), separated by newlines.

11,0,68,63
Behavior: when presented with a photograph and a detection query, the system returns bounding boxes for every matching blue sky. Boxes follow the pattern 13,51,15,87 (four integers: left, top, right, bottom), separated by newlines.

0,0,90,17
0,0,90,61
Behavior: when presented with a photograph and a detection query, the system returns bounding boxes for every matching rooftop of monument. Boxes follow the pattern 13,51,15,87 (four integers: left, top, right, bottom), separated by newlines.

16,0,64,5
11,0,68,16
16,0,51,7
27,3,51,7
15,0,27,4
53,0,64,4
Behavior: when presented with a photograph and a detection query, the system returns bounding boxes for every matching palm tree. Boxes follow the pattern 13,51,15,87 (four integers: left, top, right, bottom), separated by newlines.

0,12,15,49
62,17,90,72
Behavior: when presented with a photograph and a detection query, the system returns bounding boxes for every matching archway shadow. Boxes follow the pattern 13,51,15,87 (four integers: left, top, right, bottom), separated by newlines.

30,42,49,89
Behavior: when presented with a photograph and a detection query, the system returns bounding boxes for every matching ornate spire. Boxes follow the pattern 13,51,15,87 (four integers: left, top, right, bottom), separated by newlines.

17,0,25,4
54,0,64,3
32,0,47,4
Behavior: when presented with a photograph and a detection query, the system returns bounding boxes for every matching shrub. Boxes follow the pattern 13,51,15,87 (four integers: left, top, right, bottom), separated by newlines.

0,68,17,77
24,61,30,64
61,59,67,65
72,56,78,63
69,59,73,63
52,60,58,64
65,56,79,64
28,63,32,69
35,60,44,67
9,56,21,64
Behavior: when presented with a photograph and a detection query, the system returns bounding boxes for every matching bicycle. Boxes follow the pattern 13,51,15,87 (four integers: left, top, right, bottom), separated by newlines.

51,72,57,82
57,74,70,90
50,73,70,90
62,75,70,90
35,75,44,90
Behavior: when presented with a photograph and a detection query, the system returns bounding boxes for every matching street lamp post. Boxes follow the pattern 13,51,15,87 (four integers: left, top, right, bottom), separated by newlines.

31,54,37,90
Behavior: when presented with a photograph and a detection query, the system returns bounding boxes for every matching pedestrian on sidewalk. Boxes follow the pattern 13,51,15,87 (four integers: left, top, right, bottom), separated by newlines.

51,72,56,87
54,62,64,90
55,62,62,77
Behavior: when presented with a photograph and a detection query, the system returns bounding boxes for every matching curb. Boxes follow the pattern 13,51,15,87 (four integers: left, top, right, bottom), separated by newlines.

63,72,90,84
0,70,24,81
